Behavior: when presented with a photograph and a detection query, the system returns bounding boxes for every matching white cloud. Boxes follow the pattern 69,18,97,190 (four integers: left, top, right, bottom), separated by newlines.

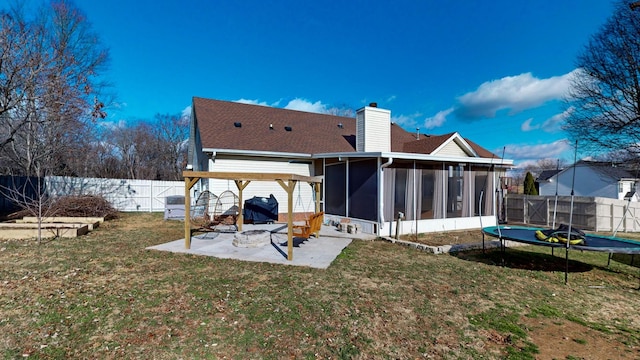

519,107,574,133
235,98,270,106
520,118,538,132
424,107,454,129
391,114,416,126
541,107,574,133
386,95,397,102
97,119,127,131
503,139,571,161
178,105,192,125
234,97,336,114
181,105,191,117
284,98,328,113
456,70,579,119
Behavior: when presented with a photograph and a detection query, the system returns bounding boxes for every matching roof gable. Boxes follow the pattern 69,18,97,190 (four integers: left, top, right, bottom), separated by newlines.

431,132,478,157
402,132,481,158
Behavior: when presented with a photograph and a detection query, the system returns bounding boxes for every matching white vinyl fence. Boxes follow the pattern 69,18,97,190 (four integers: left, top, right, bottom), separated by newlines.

0,175,191,214
44,176,186,212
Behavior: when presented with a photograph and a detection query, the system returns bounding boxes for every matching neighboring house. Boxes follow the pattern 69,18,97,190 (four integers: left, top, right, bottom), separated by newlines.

538,160,639,201
188,97,513,235
535,169,562,195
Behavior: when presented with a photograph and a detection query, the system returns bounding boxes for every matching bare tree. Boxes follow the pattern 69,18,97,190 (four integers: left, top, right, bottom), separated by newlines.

325,104,356,118
564,0,640,158
0,6,47,151
0,0,109,176
152,113,189,180
508,158,568,194
0,1,109,242
0,176,57,244
97,113,188,180
106,124,140,179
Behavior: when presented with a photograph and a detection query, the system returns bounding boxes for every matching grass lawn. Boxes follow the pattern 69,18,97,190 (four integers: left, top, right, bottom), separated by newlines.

1,212,639,359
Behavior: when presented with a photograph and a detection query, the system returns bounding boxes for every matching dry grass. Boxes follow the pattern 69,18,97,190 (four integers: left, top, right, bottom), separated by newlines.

1,213,639,359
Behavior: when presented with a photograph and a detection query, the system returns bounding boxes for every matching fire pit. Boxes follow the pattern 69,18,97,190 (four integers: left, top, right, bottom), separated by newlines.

233,230,271,248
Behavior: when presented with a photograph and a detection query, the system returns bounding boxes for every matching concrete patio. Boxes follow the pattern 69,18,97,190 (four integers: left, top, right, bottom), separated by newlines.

146,223,376,269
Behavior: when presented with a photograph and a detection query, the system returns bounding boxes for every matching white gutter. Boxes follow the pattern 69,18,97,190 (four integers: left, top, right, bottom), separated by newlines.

313,151,514,166
379,157,393,233
203,148,513,166
203,148,312,159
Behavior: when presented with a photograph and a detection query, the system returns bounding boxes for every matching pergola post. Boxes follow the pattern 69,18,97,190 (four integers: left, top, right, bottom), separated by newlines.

234,180,250,232
184,175,200,249
313,182,321,213
277,179,297,261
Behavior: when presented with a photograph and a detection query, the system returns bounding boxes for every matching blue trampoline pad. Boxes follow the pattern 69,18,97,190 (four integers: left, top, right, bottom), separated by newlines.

482,226,640,254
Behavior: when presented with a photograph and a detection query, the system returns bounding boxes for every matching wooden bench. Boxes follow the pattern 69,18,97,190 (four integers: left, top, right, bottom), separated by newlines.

292,212,324,239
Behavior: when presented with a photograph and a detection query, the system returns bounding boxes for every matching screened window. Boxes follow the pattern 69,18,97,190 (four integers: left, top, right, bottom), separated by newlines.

475,174,488,216
325,163,346,216
446,165,463,218
420,169,435,219
348,159,378,221
393,169,408,218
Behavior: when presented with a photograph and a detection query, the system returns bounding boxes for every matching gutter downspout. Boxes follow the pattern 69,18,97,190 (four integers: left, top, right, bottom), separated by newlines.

379,157,393,235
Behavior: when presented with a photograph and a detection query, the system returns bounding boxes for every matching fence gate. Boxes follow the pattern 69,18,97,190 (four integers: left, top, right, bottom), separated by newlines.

526,197,548,225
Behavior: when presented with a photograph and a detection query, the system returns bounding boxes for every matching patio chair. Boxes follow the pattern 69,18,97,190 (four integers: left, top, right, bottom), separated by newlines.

292,212,324,239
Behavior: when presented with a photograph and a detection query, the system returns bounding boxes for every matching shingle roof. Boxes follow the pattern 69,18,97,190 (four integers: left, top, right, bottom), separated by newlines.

579,160,637,180
402,133,453,154
537,169,562,182
193,97,497,157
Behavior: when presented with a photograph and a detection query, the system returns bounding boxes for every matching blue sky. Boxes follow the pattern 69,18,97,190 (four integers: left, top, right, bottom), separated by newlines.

75,0,616,167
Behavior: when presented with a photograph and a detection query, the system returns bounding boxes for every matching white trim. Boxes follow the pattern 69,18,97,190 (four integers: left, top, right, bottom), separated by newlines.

202,148,513,166
203,148,312,159
431,132,478,157
384,216,497,236
379,157,394,229
314,151,513,166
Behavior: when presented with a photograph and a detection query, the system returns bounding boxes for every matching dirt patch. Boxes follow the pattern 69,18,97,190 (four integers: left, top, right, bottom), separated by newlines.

522,317,639,359
399,229,486,247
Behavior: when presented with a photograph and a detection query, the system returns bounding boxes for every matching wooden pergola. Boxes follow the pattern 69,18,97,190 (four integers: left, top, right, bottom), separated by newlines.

183,171,323,261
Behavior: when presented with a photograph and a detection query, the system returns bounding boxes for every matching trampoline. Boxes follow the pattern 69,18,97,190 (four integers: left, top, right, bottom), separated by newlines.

482,225,640,285
482,225,640,254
